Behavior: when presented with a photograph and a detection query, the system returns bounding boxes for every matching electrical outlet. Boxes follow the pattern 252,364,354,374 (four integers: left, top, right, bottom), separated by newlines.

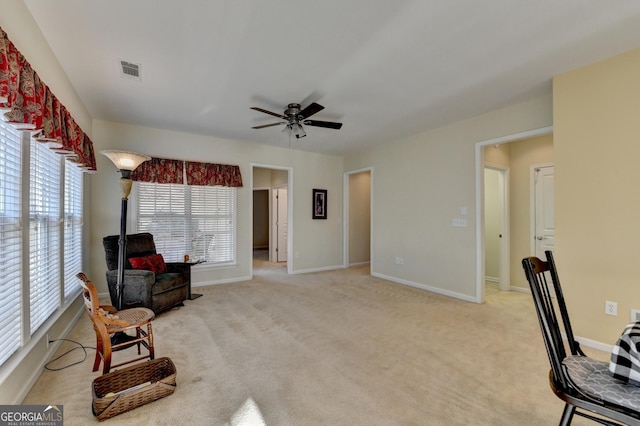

631,309,640,322
605,301,618,316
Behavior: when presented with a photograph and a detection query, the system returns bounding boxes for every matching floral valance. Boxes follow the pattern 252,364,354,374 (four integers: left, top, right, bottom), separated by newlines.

131,157,243,188
0,27,96,172
130,158,184,184
185,161,243,187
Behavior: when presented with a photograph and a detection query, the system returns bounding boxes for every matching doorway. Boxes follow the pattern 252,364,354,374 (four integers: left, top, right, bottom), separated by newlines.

474,126,553,302
251,164,292,276
343,168,372,268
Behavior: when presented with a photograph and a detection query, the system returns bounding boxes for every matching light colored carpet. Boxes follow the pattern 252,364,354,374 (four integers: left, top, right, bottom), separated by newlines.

24,257,606,425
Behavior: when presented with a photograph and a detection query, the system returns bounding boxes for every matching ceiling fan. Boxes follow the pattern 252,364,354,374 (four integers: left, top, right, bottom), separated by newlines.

250,102,342,139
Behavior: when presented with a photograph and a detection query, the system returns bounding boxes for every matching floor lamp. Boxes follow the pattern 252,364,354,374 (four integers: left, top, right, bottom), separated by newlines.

101,150,151,314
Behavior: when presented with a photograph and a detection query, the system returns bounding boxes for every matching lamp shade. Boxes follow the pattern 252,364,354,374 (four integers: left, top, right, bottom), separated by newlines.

100,150,150,171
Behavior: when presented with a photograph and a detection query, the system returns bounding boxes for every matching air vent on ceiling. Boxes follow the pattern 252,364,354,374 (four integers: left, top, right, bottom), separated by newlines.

119,60,141,79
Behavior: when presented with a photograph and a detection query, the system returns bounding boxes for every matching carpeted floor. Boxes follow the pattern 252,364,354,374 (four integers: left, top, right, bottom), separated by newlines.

24,255,607,425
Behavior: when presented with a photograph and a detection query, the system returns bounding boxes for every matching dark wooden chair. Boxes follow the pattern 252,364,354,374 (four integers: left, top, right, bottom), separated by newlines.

77,272,155,374
522,251,640,425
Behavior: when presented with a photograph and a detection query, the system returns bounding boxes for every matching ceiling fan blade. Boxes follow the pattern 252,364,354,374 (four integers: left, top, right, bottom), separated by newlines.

252,122,284,129
299,102,324,119
250,107,286,119
303,120,343,130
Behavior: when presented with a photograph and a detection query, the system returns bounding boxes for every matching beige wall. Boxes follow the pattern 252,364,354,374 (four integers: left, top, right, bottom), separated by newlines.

345,94,553,300
253,167,273,188
484,143,510,166
349,171,371,265
555,48,640,343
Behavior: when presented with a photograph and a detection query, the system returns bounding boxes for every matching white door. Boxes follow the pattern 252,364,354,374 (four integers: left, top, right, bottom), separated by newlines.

273,188,288,262
534,165,554,258
484,167,509,290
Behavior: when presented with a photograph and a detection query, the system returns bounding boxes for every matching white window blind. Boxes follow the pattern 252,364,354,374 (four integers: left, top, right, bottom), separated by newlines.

135,182,236,264
29,140,62,334
63,163,83,299
0,122,22,365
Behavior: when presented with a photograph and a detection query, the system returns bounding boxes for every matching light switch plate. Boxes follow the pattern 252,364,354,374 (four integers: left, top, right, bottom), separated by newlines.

452,218,467,227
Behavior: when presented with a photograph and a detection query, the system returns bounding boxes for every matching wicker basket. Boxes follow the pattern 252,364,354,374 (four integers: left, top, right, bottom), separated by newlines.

92,357,177,421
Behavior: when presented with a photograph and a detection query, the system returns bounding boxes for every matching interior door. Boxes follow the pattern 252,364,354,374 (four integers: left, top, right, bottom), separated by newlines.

534,165,554,258
273,187,288,262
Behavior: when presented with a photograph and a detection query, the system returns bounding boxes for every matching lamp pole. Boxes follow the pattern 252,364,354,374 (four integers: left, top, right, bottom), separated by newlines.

116,169,133,311
101,150,151,311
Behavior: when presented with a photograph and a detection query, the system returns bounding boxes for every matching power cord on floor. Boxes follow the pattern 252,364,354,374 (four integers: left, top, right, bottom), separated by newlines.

44,338,95,371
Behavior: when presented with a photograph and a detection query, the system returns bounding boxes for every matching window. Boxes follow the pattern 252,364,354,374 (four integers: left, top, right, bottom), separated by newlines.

134,182,236,264
29,139,62,334
0,120,85,367
64,164,83,299
0,122,22,366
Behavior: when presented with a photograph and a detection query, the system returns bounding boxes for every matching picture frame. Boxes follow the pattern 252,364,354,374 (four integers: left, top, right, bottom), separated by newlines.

312,189,327,219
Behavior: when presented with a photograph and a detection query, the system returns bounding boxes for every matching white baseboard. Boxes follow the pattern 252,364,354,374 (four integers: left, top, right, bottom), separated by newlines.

508,286,530,295
291,265,344,275
372,272,478,303
575,335,613,354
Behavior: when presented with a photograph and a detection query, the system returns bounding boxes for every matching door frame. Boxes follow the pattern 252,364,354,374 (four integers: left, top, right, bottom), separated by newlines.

250,163,293,277
343,167,373,269
474,126,552,303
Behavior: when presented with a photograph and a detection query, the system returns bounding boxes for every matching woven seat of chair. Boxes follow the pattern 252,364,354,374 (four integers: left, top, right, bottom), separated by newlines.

106,307,154,333
564,355,640,411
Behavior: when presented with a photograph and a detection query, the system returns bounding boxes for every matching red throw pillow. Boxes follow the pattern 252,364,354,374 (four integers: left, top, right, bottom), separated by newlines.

146,254,168,275
129,254,167,275
129,256,150,270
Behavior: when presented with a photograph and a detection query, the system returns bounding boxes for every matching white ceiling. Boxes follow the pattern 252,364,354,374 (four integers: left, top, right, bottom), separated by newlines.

23,0,640,156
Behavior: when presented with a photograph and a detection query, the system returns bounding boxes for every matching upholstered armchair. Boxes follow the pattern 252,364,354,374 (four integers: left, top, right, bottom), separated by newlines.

103,232,189,314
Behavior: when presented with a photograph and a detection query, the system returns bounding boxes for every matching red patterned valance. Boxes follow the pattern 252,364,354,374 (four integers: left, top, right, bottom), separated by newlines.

0,27,96,172
186,161,243,187
130,158,184,184
130,157,243,188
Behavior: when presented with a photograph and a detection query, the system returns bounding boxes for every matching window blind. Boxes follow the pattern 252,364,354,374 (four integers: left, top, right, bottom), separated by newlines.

63,163,82,300
135,182,236,264
0,121,22,365
29,140,61,334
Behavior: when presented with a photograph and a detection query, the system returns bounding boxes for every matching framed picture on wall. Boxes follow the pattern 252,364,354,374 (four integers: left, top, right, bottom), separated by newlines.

313,189,327,219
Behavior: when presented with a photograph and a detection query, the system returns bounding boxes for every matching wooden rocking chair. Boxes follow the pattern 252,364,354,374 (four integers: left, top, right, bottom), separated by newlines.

77,272,155,374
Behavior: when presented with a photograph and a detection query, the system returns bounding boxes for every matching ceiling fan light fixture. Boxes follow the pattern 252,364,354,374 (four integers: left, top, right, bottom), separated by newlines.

251,102,339,139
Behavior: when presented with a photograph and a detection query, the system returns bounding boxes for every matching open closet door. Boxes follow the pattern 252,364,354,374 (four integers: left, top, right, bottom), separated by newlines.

272,187,288,262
